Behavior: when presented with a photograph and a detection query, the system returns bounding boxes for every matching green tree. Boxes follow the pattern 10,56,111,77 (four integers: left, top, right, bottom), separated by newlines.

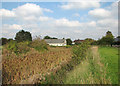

85,38,95,44
98,31,114,45
0,37,8,45
44,35,58,39
15,30,32,42
66,38,72,45
44,35,51,39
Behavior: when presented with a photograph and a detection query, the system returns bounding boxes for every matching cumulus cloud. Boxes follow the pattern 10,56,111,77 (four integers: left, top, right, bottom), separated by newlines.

0,9,15,17
3,24,23,30
0,3,53,22
1,2,118,40
13,3,43,17
60,2,100,10
89,8,112,19
55,18,82,27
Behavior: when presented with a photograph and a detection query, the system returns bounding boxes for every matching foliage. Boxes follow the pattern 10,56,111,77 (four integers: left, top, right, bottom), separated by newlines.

44,35,58,39
44,35,51,39
65,45,71,48
17,41,31,54
7,40,18,53
30,38,48,51
6,40,30,54
66,38,72,45
84,38,95,45
97,31,114,45
15,30,32,42
2,46,72,84
0,37,8,45
72,42,90,64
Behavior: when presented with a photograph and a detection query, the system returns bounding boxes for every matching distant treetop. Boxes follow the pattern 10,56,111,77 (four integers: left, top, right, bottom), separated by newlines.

15,30,32,42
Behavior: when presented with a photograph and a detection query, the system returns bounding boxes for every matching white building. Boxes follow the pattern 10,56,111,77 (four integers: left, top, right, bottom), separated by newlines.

45,39,66,46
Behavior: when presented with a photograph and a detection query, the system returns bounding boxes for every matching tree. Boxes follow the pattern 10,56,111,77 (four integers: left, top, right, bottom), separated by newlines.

66,38,72,45
0,37,8,45
15,30,32,42
44,35,58,39
98,31,114,45
52,37,58,39
85,38,95,44
44,35,51,39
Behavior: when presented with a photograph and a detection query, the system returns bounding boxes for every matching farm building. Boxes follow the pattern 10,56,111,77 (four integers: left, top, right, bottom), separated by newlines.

74,39,84,44
45,39,66,46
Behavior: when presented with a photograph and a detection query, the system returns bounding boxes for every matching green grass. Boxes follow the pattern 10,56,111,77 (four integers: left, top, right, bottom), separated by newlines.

62,46,112,84
98,46,118,84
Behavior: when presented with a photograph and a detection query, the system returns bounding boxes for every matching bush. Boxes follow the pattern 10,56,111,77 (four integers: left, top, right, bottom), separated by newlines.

17,41,31,54
7,40,18,53
30,38,48,51
6,40,30,54
66,45,71,48
72,42,90,64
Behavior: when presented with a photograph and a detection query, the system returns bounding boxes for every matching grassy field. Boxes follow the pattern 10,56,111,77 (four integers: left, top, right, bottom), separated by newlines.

98,46,118,84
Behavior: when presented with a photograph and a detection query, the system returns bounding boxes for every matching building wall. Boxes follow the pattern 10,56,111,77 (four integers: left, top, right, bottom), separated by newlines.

48,43,66,46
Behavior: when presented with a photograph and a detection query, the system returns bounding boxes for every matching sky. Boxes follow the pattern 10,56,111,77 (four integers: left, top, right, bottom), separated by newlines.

0,1,118,40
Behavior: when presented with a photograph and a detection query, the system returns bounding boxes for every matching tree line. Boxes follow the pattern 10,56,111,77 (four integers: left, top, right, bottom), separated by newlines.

0,30,119,46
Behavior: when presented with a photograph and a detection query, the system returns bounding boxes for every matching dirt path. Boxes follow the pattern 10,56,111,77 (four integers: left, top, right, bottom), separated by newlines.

91,46,104,67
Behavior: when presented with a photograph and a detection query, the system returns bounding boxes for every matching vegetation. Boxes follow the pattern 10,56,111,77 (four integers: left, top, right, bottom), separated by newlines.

2,45,72,84
44,35,58,39
0,38,13,45
1,30,119,84
62,46,112,84
97,31,114,45
66,38,72,45
30,38,48,51
72,42,90,64
98,46,118,84
15,30,32,42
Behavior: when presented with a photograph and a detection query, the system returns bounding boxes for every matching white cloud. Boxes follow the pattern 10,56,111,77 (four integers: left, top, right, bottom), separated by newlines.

3,24,23,30
13,3,43,17
43,8,53,13
55,18,82,27
39,16,53,22
97,18,118,28
60,2,100,10
89,8,112,19
1,2,118,40
0,3,53,22
0,9,15,17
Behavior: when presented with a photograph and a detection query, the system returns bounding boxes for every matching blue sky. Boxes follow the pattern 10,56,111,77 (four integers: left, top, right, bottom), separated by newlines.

0,2,118,40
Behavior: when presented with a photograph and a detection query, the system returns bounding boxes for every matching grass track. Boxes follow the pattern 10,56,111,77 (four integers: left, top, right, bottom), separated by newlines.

63,46,112,84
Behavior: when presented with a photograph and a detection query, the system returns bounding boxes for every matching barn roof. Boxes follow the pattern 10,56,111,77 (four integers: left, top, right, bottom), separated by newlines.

44,39,66,43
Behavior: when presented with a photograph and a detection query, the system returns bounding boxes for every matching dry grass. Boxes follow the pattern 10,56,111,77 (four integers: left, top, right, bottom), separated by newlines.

2,47,72,84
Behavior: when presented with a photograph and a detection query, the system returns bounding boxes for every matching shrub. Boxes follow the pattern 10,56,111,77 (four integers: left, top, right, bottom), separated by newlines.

66,45,71,48
30,38,48,51
72,42,90,64
6,40,30,54
17,41,31,54
7,40,18,53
